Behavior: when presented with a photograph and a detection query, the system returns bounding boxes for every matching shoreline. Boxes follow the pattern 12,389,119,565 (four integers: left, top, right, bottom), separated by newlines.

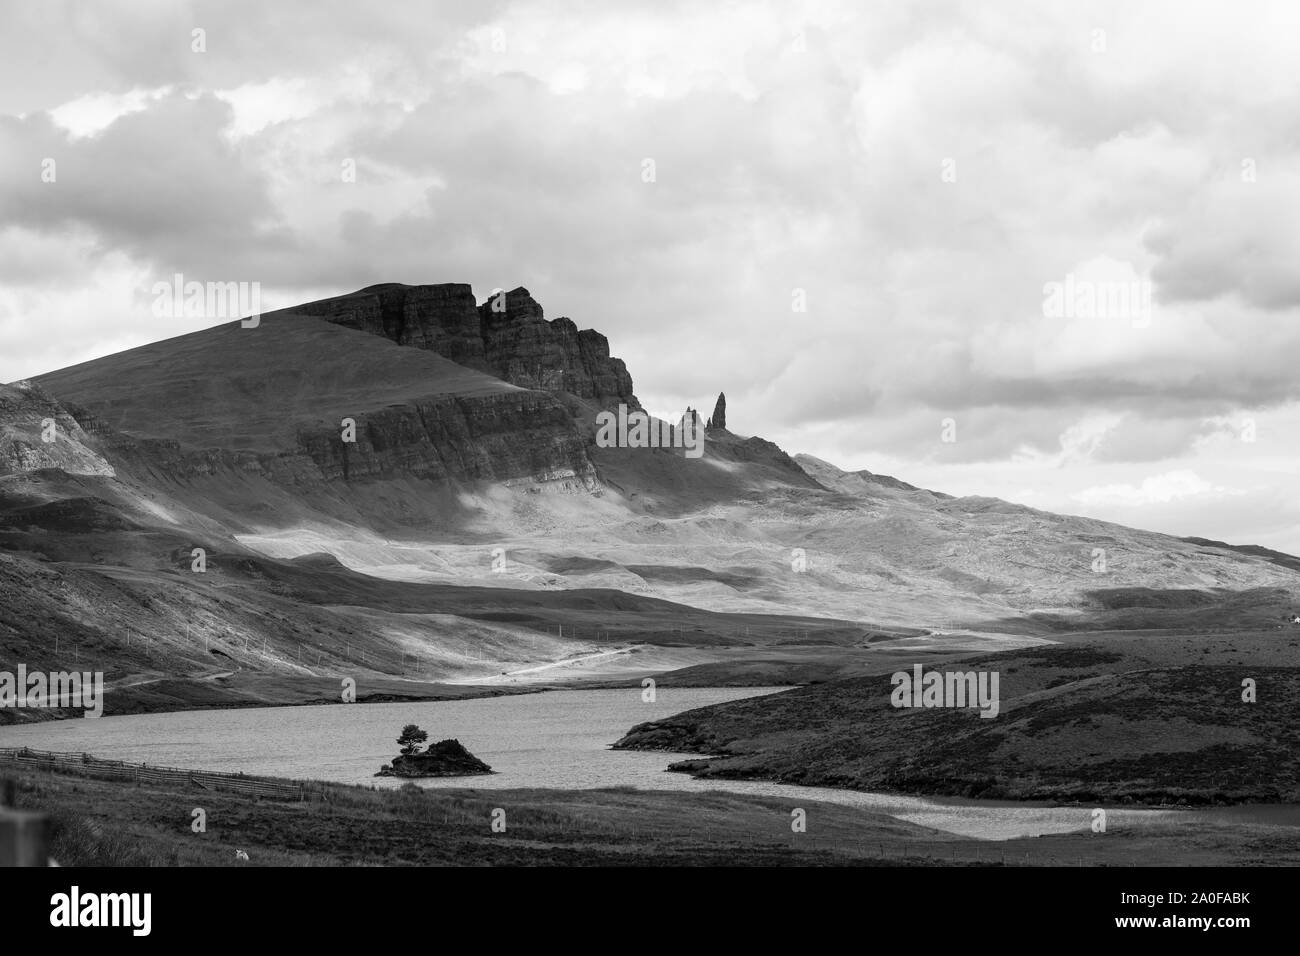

8,692,1298,815
5,747,1297,867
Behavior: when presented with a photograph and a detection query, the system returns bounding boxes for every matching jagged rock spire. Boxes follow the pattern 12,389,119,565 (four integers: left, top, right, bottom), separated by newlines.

710,392,726,430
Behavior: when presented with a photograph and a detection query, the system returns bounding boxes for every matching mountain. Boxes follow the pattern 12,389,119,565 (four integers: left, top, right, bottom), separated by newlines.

4,282,1298,721
35,313,598,494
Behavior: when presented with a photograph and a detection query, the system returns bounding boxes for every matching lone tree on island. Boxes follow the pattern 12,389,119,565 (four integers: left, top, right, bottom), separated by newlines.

397,724,429,756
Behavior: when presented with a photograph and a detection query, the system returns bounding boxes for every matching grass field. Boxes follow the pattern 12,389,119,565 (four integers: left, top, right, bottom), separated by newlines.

614,630,1300,806
5,753,1297,867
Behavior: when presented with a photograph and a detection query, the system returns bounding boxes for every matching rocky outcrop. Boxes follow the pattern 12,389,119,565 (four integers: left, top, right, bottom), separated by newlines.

480,287,637,406
288,283,489,370
0,382,114,478
278,283,638,409
375,738,493,778
708,392,726,431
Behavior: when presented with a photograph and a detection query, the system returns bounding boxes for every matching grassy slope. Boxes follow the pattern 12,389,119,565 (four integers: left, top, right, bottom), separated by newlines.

33,315,519,454
8,755,1295,867
614,631,1300,804
0,535,873,723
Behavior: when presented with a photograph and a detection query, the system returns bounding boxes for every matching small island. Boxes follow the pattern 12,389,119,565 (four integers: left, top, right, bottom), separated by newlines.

375,724,494,778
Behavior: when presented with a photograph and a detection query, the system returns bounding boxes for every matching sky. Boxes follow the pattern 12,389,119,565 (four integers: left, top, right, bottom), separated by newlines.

2,0,1299,552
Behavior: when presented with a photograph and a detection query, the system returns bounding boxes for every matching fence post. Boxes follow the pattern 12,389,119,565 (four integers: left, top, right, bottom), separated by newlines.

0,798,49,867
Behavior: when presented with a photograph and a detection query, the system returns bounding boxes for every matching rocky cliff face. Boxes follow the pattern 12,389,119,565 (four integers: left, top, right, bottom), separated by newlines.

67,390,599,493
0,382,114,477
280,283,638,409
295,391,598,488
480,287,637,405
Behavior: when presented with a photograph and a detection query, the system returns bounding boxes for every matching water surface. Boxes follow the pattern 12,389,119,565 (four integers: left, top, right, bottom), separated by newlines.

1,686,1257,840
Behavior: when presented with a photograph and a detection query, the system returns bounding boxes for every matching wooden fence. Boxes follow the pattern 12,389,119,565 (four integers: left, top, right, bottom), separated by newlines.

0,747,318,801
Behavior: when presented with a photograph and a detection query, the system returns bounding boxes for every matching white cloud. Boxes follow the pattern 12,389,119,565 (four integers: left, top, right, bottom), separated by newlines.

4,0,1300,553
48,86,171,138
1072,470,1240,508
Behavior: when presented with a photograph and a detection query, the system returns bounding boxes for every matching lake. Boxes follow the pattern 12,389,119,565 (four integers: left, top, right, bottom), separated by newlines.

0,686,1236,840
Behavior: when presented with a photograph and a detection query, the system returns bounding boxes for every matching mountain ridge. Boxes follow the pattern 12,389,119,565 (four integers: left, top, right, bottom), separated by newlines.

3,281,1298,720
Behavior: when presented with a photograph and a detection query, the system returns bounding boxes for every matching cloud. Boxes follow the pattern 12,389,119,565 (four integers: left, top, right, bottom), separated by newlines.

4,0,1300,551
1073,470,1240,508
48,87,171,138
0,93,291,277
